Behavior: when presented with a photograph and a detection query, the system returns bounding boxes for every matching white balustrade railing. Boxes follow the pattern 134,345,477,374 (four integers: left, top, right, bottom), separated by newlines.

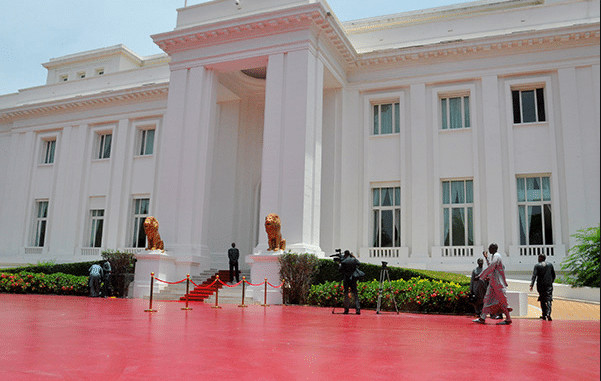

519,245,554,256
24,247,43,255
81,247,101,256
368,247,401,258
440,246,474,257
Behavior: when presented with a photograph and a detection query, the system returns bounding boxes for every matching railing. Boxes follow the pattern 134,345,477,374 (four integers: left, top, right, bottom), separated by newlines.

81,247,101,256
519,245,554,256
368,247,401,258
24,247,42,255
120,247,145,255
440,246,474,257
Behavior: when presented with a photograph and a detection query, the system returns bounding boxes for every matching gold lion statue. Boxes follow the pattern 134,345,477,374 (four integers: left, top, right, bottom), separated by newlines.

144,216,164,251
265,213,286,251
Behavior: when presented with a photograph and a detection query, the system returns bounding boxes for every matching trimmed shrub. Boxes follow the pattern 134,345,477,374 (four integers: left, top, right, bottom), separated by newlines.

307,277,471,314
0,261,100,276
313,259,470,286
279,253,320,305
101,250,137,297
0,271,88,296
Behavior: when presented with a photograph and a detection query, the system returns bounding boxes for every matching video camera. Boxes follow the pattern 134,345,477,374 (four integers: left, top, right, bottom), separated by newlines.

329,248,343,263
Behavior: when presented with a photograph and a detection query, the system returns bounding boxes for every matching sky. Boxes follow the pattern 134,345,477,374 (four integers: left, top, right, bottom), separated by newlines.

0,0,471,95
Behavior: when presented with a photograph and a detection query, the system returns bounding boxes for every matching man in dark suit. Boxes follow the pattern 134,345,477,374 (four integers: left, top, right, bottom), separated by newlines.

228,243,240,283
530,254,556,321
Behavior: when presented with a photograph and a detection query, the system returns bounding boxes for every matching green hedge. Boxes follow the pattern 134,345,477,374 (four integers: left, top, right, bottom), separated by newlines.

0,271,88,295
0,261,101,276
307,277,471,314
313,259,470,286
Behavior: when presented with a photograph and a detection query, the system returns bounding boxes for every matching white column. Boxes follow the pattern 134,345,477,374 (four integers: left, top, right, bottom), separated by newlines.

155,65,218,261
557,68,587,243
256,49,324,255
106,119,131,247
481,75,505,248
409,83,429,260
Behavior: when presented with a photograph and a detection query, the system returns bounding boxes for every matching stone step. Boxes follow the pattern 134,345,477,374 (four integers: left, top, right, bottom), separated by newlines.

153,269,249,302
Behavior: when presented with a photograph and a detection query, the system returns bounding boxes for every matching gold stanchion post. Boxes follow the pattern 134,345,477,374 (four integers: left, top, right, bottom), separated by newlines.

145,272,157,312
261,278,269,307
238,276,248,307
181,274,192,310
212,275,222,309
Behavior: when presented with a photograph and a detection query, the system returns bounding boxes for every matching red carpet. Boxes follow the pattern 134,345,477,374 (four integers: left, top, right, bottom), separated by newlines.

1,294,599,380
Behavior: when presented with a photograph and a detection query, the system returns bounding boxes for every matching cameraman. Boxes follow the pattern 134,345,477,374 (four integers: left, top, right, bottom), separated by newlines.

339,250,361,315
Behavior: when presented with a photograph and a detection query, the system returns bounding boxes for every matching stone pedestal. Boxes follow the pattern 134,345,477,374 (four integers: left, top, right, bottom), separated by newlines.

132,250,175,299
246,251,284,304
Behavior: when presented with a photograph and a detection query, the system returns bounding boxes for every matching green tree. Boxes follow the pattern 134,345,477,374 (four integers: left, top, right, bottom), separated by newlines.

561,226,600,288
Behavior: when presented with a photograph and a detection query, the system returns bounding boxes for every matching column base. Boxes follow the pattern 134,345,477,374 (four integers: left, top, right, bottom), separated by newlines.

246,251,284,304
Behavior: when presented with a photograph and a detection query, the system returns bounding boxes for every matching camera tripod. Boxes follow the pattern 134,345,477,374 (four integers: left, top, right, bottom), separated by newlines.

376,261,399,314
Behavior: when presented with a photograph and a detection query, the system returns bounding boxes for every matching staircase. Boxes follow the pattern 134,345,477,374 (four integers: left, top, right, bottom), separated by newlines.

179,270,232,302
153,269,251,303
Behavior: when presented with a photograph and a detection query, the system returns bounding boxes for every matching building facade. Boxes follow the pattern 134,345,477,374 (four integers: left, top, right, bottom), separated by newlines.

0,0,599,282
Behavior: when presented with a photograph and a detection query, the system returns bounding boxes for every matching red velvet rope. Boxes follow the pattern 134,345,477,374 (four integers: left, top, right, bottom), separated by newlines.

189,278,218,288
267,281,285,288
244,279,266,287
153,277,186,285
217,278,244,288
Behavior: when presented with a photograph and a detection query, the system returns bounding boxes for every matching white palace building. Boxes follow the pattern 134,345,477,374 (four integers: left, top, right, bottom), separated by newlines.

0,0,599,298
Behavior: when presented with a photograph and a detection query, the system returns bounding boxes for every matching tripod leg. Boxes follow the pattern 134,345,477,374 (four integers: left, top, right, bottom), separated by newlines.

385,270,399,314
376,270,384,314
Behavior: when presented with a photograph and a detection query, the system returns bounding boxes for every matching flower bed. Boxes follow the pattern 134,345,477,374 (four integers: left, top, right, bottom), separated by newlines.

307,277,472,314
0,271,88,296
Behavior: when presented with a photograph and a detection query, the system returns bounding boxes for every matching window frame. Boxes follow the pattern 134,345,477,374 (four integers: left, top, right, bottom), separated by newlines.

441,179,474,247
511,85,547,125
439,94,471,130
94,130,113,160
87,209,105,248
40,136,57,165
516,175,553,246
130,197,150,248
371,185,401,248
133,120,158,157
32,200,49,247
371,101,401,136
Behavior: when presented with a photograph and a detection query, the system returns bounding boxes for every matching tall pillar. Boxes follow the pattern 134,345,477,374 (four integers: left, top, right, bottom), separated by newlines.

557,68,587,244
256,50,324,255
409,83,429,261
481,75,505,248
155,65,218,263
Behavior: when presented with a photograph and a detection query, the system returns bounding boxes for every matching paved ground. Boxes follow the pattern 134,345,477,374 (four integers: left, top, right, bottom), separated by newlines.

1,294,599,380
524,296,600,320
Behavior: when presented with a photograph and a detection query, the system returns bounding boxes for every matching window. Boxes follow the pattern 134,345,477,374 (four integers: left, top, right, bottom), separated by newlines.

32,200,49,247
138,128,155,156
88,209,104,247
512,87,546,124
60,74,68,82
440,95,470,130
78,72,86,79
372,102,400,135
442,180,474,246
96,132,112,159
131,198,150,248
517,176,553,246
372,186,401,247
41,139,56,164
96,68,104,76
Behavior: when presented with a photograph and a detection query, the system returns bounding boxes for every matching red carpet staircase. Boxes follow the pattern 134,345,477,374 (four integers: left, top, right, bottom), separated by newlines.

179,270,232,302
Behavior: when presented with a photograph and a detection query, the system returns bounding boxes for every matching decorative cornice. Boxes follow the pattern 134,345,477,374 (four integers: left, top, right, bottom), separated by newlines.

152,3,357,65
354,24,600,68
0,83,168,123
